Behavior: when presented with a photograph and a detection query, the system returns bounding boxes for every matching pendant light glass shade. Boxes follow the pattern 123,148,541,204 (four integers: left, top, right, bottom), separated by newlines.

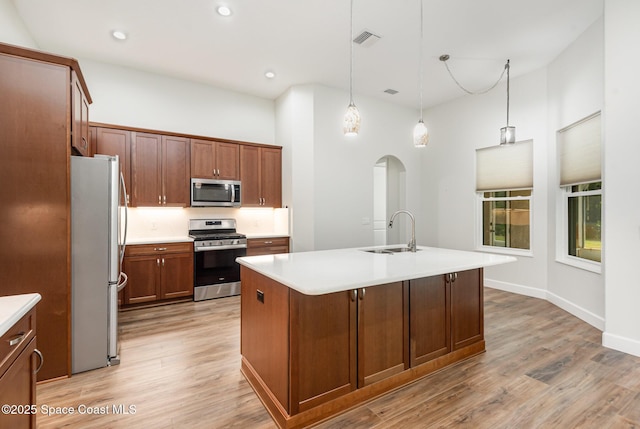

500,125,516,145
413,120,428,147
344,102,361,136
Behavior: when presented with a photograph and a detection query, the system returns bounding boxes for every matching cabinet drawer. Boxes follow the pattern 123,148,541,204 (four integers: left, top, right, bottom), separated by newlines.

126,242,192,256
247,237,289,249
0,309,36,378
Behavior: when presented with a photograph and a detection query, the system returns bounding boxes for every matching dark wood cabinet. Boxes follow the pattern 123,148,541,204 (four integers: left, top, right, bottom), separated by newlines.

123,243,194,305
246,237,289,256
0,308,38,429
71,71,90,156
1,43,91,381
409,276,451,366
94,127,132,205
131,133,190,207
450,269,484,351
240,145,282,207
191,139,240,180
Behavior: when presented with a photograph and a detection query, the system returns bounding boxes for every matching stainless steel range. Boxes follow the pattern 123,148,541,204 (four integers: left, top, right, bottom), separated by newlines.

189,219,247,301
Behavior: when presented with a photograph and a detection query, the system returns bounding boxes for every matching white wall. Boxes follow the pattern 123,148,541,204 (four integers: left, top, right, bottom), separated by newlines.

277,84,424,252
603,0,640,356
78,59,275,145
0,0,36,48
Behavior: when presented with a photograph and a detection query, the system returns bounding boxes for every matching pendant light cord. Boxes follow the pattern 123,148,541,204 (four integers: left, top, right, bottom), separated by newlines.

349,0,354,105
441,56,508,95
505,59,510,126
418,0,423,120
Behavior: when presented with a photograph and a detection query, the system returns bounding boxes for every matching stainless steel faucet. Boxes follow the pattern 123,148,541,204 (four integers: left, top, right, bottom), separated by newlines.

388,210,416,252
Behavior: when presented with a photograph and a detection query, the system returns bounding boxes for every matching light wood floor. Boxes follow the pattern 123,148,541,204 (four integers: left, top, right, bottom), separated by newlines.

37,288,640,428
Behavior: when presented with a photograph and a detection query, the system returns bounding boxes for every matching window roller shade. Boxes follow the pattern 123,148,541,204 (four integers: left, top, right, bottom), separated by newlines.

558,113,601,187
476,140,533,192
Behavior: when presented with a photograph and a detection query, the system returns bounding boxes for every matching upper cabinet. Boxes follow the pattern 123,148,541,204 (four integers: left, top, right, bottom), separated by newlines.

240,145,282,207
94,127,132,205
131,132,190,207
191,139,240,180
71,72,90,156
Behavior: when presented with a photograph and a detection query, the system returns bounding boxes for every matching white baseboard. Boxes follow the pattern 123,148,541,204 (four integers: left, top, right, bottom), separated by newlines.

484,278,605,331
602,332,640,358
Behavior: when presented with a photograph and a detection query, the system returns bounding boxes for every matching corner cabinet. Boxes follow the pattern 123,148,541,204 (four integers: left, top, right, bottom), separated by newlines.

240,145,282,207
0,308,40,429
71,72,90,156
123,242,194,305
131,133,190,207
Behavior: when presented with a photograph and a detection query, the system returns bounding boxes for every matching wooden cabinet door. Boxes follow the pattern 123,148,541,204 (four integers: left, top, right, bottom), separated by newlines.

162,135,190,206
191,139,216,179
240,145,261,206
450,269,484,351
216,142,240,180
131,132,162,206
71,72,90,156
0,338,37,429
123,256,160,304
409,276,451,367
357,282,408,387
261,147,282,208
95,128,131,205
290,289,357,414
160,252,194,299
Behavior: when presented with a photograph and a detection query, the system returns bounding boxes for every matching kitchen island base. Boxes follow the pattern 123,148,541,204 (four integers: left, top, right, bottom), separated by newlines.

240,265,486,429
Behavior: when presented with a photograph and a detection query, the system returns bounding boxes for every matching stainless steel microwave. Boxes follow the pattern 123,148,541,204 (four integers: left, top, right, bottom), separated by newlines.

190,178,241,207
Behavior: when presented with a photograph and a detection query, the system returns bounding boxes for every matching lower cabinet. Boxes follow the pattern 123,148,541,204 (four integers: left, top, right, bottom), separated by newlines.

246,237,289,256
123,242,194,305
0,309,39,429
241,266,485,427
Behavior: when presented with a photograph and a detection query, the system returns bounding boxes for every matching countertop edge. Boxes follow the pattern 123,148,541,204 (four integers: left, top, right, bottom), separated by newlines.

0,293,42,337
126,236,193,245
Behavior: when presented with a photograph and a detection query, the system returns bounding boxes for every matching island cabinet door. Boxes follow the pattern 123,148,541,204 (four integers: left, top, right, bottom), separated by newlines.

409,275,451,367
450,268,484,351
289,289,357,414
357,282,409,387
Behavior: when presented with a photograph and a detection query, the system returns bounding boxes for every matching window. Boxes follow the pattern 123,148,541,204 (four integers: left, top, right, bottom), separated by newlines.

482,190,531,249
476,140,533,254
557,112,602,270
567,182,601,262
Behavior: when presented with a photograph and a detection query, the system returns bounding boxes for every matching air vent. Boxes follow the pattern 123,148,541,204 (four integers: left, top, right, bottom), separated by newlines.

353,30,381,47
384,89,399,95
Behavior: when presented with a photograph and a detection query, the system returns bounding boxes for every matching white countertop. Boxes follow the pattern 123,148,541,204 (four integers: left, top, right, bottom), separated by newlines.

0,293,41,337
126,236,193,245
237,245,516,295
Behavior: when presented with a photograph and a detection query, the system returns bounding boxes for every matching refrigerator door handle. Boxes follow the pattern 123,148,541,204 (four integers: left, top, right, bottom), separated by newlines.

120,171,128,269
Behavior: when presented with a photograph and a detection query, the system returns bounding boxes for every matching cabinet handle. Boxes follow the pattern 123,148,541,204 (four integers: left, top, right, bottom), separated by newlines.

264,241,273,245
157,258,160,266
34,348,44,374
452,272,458,283
162,258,165,267
358,288,365,300
154,247,168,251
351,289,357,302
163,195,167,204
8,332,25,347
158,195,161,205
216,168,220,176
81,136,87,149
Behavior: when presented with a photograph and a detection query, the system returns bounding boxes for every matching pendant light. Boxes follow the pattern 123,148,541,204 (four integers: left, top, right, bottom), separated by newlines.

343,0,360,136
413,0,428,147
499,59,515,145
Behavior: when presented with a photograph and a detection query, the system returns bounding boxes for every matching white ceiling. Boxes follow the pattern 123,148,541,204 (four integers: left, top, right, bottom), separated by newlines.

12,0,603,110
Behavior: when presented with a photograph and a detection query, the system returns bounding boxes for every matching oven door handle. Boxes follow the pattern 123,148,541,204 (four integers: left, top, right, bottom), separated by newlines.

194,244,247,252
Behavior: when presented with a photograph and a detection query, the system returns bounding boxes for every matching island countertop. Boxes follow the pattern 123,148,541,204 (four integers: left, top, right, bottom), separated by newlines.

236,245,516,295
0,293,41,337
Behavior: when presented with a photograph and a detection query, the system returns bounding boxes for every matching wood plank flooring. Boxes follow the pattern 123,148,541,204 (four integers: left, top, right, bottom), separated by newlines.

36,288,640,428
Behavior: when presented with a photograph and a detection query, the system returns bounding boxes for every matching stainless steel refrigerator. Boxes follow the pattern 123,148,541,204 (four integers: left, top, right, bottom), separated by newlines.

71,155,128,374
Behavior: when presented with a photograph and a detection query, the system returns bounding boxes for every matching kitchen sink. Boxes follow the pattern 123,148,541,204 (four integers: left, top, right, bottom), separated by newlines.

361,247,421,254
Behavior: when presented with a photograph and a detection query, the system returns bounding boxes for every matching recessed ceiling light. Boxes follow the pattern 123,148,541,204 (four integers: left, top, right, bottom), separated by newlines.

111,30,127,41
217,5,232,16
264,71,276,79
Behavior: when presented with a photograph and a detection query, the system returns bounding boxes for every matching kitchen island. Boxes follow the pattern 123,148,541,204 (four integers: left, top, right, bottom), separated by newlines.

237,246,515,429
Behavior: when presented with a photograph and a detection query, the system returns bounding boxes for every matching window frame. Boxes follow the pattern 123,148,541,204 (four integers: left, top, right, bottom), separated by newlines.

476,189,533,257
556,182,602,273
